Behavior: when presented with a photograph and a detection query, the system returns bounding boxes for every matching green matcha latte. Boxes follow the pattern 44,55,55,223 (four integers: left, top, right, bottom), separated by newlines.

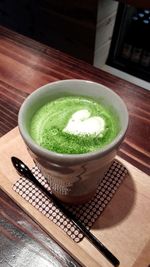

30,96,120,154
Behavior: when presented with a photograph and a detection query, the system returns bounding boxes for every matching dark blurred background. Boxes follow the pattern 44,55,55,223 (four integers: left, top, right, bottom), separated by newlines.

0,0,98,63
0,0,150,82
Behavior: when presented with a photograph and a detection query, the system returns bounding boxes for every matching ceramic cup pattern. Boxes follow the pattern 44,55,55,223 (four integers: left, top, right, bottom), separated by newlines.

18,80,128,204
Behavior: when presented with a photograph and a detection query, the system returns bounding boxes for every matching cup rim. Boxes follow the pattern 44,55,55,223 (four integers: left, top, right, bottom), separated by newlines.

18,79,129,164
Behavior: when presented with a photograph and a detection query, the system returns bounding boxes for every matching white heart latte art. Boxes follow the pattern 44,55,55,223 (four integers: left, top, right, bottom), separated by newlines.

63,109,105,136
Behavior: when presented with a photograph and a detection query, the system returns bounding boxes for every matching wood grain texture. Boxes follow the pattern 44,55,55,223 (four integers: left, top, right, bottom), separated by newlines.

0,189,81,267
0,128,150,267
0,25,150,267
0,25,149,175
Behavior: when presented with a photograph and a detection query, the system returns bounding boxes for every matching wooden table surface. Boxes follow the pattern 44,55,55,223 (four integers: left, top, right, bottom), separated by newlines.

0,25,150,267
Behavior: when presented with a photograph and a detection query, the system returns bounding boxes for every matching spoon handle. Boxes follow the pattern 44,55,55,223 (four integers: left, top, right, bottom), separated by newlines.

11,156,120,267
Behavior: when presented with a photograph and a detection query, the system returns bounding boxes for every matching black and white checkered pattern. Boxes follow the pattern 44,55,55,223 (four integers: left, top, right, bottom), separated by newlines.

13,159,128,242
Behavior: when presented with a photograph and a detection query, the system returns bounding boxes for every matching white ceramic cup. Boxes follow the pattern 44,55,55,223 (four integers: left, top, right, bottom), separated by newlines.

18,79,128,204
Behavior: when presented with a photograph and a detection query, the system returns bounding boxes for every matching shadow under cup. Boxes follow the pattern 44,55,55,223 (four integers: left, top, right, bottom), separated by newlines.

18,80,128,205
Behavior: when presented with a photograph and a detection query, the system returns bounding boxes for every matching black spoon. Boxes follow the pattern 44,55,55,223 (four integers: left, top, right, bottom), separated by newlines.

11,156,120,267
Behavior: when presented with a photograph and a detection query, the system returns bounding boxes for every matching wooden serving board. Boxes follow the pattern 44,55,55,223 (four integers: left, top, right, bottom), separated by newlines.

0,127,150,267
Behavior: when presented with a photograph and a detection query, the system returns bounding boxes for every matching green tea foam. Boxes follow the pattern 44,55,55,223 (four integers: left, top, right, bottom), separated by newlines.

30,96,120,154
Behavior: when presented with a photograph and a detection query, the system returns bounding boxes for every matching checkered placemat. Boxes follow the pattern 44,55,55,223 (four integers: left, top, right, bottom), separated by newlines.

13,159,128,242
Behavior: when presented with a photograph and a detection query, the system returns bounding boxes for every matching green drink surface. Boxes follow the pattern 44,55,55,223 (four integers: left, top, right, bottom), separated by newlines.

30,96,120,154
